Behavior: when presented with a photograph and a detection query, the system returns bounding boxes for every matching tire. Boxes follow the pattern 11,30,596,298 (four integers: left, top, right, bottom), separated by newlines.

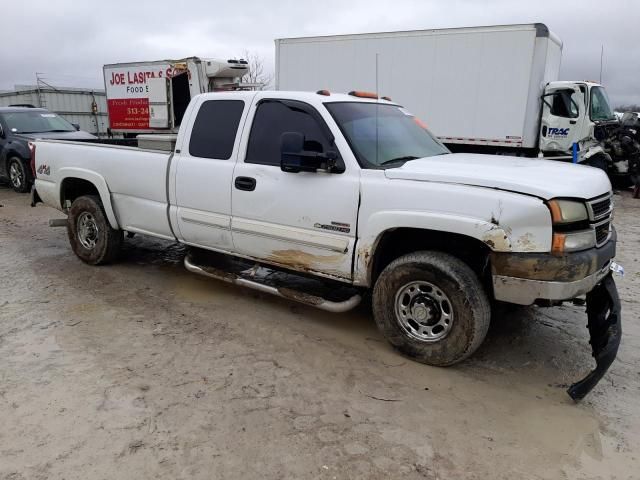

372,251,491,366
67,195,123,265
7,156,31,193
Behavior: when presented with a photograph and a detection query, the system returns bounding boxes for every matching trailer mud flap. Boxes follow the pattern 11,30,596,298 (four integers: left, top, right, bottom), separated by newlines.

567,274,621,401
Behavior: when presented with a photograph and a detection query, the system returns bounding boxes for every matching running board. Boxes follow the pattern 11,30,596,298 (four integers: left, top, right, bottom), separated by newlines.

184,255,361,313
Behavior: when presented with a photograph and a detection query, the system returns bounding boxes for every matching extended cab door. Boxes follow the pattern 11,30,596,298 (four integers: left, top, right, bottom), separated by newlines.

540,84,586,154
171,93,252,251
231,97,360,281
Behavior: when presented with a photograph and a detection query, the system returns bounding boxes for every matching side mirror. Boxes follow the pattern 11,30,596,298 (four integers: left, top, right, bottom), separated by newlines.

72,123,80,131
280,132,338,173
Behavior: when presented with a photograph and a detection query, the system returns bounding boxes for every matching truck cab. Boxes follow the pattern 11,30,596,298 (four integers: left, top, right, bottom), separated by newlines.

540,81,619,159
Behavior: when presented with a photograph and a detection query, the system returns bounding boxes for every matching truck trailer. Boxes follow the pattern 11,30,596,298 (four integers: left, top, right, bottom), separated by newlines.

275,24,634,182
104,57,254,137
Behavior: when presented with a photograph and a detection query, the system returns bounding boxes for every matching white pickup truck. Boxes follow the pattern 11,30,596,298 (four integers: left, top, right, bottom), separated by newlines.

31,90,622,400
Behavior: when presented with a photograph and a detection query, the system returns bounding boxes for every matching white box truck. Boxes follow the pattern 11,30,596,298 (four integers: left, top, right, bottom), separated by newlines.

104,57,254,137
275,24,633,181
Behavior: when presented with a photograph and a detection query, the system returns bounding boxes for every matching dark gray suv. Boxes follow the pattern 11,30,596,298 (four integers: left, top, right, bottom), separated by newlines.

0,107,96,192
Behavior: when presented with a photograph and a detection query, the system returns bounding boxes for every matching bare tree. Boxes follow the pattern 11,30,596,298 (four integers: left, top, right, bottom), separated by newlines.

239,50,273,90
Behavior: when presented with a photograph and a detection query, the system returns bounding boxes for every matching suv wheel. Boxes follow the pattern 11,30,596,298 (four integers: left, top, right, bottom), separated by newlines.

8,157,31,193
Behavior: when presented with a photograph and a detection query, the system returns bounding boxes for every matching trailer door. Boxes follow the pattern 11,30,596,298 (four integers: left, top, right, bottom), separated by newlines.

148,77,170,129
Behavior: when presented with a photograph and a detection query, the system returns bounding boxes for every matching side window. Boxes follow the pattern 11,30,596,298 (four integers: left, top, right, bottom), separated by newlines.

189,100,244,159
246,101,332,166
549,90,579,118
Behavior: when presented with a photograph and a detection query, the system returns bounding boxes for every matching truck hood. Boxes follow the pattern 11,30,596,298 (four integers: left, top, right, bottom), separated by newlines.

384,153,611,200
16,131,97,140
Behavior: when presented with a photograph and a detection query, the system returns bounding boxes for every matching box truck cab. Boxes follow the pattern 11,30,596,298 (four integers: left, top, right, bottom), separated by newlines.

540,81,617,158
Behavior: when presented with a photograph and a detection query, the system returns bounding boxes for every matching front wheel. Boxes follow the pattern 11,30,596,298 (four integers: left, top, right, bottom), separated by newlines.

8,157,31,193
372,251,491,366
67,195,123,265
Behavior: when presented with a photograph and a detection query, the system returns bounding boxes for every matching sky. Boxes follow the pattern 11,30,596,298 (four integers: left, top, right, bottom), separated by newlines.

1,0,638,106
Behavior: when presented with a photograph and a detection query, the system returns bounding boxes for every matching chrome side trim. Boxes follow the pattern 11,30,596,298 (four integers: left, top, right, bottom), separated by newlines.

181,217,230,230
232,227,346,253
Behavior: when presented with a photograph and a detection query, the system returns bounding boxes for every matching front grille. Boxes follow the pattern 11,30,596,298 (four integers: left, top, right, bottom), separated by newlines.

586,193,613,247
595,220,611,246
587,194,612,221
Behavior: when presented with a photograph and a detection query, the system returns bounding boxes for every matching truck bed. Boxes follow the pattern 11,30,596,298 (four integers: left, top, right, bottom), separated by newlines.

34,139,174,240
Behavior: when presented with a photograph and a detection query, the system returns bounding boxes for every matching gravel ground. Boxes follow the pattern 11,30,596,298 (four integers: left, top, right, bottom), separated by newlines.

0,185,638,479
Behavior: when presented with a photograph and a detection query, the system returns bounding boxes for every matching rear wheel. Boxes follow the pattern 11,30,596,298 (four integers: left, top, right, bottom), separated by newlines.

8,156,31,193
67,195,123,265
372,251,491,366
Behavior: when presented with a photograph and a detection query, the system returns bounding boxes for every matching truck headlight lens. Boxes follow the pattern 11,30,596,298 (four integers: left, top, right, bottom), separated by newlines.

552,230,596,255
548,199,589,224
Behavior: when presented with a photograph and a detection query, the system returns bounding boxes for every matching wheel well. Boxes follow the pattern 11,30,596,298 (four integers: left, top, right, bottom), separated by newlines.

60,178,100,209
370,228,492,287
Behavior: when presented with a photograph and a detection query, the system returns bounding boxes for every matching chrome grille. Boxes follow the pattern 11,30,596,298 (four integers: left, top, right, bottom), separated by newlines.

587,194,612,221
595,220,611,246
587,193,613,247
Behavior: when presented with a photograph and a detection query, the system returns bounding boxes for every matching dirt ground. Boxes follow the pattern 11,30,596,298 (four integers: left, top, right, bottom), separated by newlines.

0,185,638,480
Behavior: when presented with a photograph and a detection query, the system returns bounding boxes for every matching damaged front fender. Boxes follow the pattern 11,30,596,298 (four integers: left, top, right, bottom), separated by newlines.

567,274,622,401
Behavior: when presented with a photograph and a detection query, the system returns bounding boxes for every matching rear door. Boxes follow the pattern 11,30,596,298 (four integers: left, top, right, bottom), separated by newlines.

230,97,360,280
147,77,170,129
172,93,252,251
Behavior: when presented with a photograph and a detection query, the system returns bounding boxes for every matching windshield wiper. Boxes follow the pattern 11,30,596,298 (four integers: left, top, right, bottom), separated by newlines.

47,129,75,132
379,155,420,166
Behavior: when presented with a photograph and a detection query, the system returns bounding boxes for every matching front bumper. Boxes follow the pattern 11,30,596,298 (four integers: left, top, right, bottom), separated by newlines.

493,262,612,305
491,234,616,306
567,274,622,401
490,238,622,401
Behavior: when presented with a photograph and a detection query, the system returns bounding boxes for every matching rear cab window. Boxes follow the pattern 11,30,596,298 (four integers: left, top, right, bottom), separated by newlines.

189,100,245,159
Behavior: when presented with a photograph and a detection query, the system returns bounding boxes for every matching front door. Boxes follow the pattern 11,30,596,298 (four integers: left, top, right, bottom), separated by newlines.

540,84,586,154
231,98,360,281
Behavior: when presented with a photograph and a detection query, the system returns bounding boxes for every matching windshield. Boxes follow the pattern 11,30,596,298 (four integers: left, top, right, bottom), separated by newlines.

590,86,616,121
325,102,450,168
0,111,76,134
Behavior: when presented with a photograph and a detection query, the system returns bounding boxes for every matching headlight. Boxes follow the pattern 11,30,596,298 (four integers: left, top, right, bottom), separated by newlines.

547,199,589,224
552,230,596,255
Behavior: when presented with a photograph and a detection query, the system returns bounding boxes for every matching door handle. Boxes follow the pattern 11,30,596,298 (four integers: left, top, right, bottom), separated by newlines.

570,120,577,124
234,176,257,191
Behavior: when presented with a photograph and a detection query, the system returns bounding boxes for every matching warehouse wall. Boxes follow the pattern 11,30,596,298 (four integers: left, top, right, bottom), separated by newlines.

0,86,109,136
